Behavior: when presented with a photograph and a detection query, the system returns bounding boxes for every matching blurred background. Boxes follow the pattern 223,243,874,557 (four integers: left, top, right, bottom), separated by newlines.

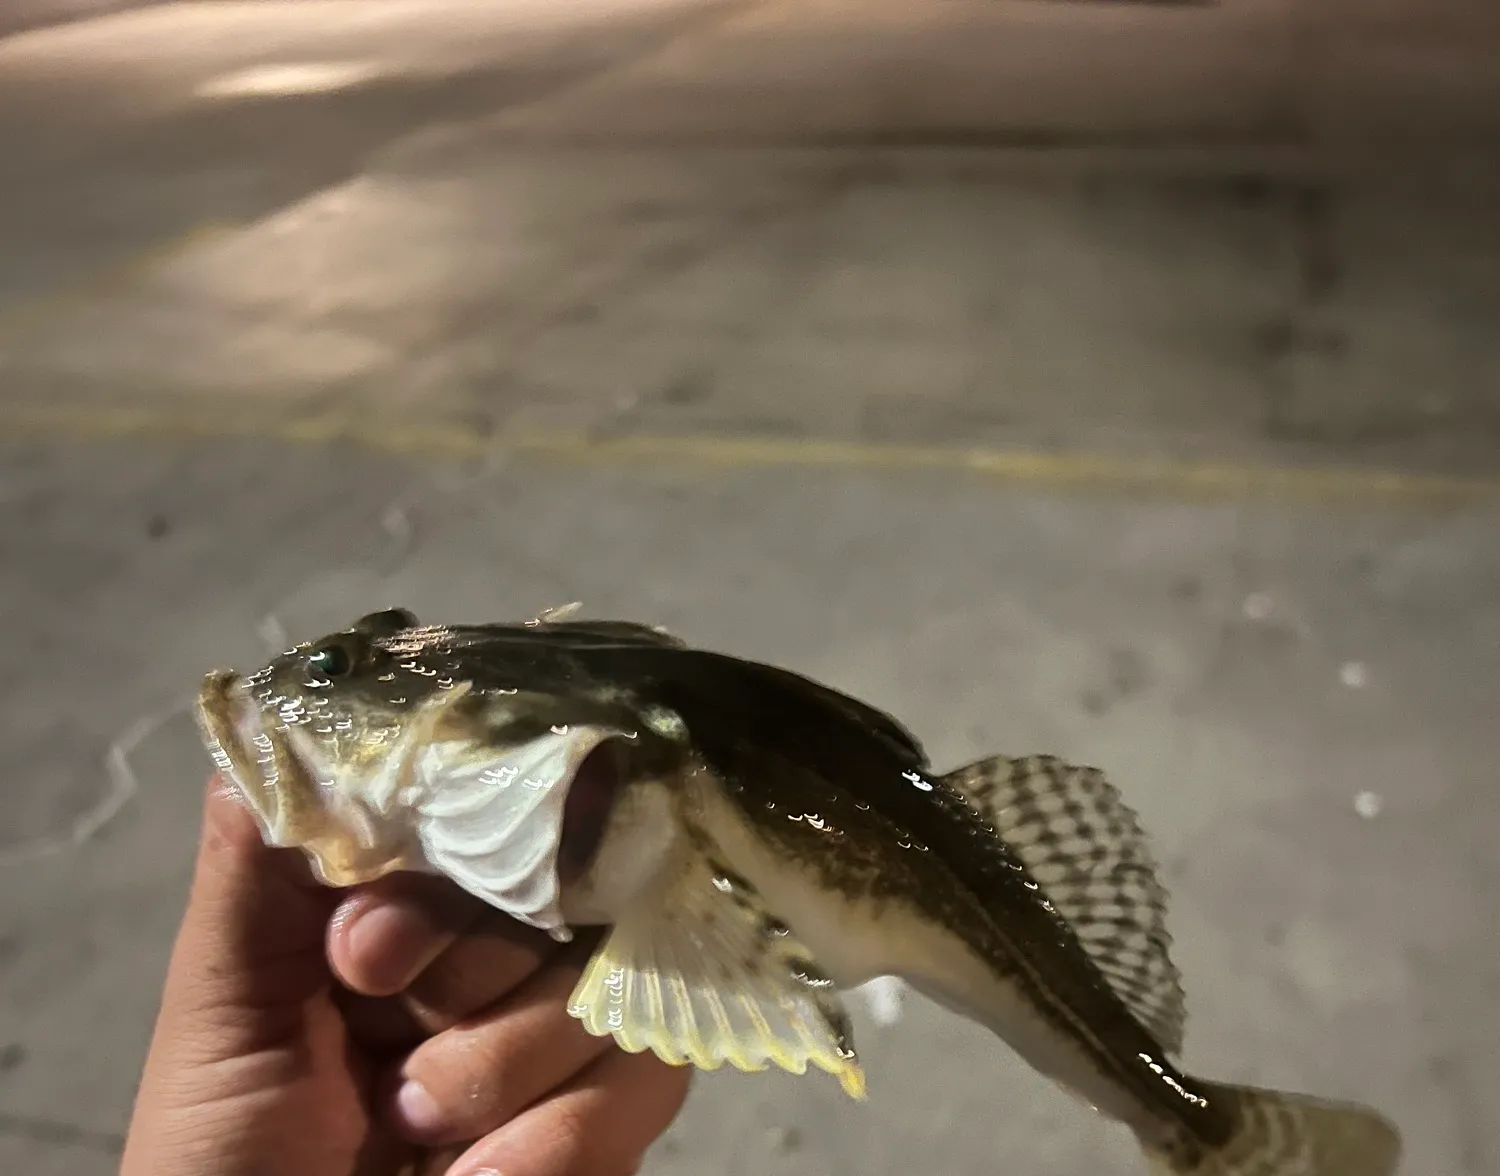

2,1,1498,1173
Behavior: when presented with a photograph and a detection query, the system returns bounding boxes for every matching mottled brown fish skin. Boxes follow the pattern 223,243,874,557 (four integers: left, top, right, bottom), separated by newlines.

653,702,1231,1153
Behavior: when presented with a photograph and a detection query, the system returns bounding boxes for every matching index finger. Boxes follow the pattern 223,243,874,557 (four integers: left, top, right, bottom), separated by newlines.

329,874,567,1033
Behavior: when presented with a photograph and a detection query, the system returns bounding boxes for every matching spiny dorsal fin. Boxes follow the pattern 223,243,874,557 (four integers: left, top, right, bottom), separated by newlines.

942,754,1186,1056
526,610,687,648
567,846,865,1099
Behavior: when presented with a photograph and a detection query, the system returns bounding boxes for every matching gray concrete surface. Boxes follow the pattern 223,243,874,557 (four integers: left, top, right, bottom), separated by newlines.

3,443,1498,1176
2,2,1498,1175
0,0,157,42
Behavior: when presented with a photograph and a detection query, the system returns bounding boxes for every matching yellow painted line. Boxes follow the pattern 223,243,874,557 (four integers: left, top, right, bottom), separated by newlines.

5,402,1499,507
0,214,1490,509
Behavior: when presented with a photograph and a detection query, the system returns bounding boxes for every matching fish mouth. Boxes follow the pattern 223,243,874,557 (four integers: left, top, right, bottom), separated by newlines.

195,669,292,842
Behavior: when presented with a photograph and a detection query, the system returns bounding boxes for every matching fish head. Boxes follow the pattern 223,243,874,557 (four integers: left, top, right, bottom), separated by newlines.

195,608,459,858
195,608,654,932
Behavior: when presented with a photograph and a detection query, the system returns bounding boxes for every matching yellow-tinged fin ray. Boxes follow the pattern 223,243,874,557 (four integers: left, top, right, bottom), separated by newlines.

566,849,866,1099
942,753,1186,1055
1144,1080,1402,1176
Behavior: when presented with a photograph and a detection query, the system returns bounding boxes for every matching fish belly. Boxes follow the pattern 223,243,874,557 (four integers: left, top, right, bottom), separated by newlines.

699,792,1152,1134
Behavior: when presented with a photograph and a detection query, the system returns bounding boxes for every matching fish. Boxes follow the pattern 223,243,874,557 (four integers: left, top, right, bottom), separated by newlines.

195,605,1402,1176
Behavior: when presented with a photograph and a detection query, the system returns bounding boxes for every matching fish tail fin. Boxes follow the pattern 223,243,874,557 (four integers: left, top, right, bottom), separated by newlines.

1143,1080,1401,1176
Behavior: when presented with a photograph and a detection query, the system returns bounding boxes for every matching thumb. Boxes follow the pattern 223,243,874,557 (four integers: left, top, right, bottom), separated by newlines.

156,777,340,1057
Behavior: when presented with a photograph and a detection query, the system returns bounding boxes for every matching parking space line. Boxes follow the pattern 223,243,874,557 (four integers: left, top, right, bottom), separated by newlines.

5,402,1498,508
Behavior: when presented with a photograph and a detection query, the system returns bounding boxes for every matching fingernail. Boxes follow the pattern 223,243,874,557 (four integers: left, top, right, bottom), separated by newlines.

395,1079,443,1136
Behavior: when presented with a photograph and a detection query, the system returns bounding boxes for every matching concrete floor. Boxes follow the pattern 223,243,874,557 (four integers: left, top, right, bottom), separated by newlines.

2,3,1499,1176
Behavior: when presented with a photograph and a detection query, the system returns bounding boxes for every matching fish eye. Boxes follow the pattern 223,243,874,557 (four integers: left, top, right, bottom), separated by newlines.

308,644,352,678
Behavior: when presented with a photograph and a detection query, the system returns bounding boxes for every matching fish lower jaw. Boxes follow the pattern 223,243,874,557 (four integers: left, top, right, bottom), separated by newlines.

196,671,423,883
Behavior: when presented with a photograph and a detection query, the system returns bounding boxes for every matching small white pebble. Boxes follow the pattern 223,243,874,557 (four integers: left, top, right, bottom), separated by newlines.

1354,791,1383,819
1242,592,1274,621
1339,661,1369,688
856,976,907,1027
381,504,412,542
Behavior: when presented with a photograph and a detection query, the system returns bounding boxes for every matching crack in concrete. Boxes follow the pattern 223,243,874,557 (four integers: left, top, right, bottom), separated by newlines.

0,701,182,863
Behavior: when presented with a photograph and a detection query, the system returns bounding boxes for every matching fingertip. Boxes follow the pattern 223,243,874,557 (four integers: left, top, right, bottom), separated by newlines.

199,775,262,854
393,1079,446,1142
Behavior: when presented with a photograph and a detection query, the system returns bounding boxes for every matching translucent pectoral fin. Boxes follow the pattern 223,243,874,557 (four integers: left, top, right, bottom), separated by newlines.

566,849,866,1099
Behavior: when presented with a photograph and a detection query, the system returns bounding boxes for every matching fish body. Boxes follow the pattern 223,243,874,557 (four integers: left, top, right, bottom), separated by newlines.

196,607,1401,1176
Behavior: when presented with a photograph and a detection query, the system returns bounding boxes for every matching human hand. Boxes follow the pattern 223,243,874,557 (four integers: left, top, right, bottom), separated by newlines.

328,860,693,1176
119,778,691,1176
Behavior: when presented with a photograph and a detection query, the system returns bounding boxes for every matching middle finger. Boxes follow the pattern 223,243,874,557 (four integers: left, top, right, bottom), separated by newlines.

391,935,613,1146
